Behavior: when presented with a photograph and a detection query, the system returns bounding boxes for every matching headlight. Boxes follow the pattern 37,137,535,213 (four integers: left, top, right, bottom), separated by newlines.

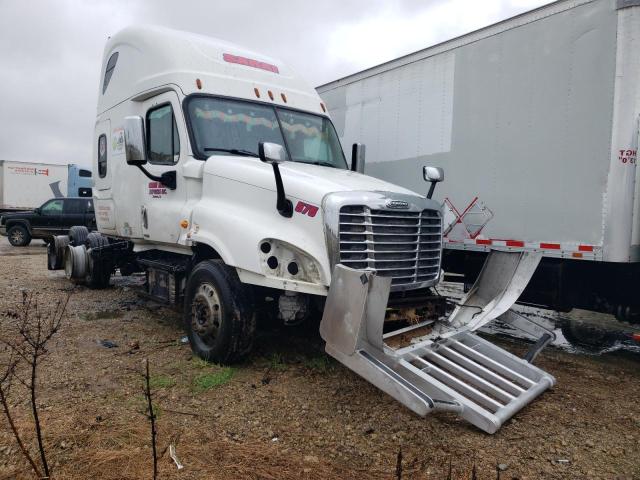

258,238,323,284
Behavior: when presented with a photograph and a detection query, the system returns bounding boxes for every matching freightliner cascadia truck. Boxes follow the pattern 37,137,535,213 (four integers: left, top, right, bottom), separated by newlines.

49,25,559,433
318,0,640,336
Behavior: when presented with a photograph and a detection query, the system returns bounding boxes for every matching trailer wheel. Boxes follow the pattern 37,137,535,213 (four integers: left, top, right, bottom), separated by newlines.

7,225,31,247
47,235,69,270
85,233,111,289
68,226,89,247
184,260,256,364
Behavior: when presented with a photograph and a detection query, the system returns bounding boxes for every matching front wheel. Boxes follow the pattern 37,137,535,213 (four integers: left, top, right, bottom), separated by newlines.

7,225,31,247
184,260,256,364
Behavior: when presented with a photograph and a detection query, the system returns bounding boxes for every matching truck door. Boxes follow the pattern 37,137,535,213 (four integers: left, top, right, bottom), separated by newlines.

62,199,87,230
37,198,65,235
140,91,186,243
93,119,120,235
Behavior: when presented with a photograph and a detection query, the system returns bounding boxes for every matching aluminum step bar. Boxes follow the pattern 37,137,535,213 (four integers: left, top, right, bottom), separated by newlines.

320,250,555,434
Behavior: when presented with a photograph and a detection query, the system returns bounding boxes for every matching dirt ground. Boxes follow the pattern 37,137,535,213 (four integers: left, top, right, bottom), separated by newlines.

0,238,639,479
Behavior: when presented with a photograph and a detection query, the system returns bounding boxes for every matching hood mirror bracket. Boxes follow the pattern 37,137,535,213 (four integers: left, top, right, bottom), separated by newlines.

259,142,293,218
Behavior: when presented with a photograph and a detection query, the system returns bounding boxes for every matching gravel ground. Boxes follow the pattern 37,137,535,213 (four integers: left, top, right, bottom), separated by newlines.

0,237,639,479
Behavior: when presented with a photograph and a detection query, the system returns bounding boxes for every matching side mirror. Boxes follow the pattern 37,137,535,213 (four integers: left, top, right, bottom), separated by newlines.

259,142,287,164
423,166,444,183
258,142,292,218
423,166,444,199
124,116,147,166
351,143,366,173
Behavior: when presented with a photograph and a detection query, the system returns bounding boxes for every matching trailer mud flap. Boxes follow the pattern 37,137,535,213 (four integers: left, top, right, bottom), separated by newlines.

320,251,555,434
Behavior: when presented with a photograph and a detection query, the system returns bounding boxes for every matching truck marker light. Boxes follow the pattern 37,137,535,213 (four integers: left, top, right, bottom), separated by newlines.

320,103,326,112
180,220,189,229
196,78,202,90
572,252,583,258
268,90,274,101
281,93,287,103
254,88,260,98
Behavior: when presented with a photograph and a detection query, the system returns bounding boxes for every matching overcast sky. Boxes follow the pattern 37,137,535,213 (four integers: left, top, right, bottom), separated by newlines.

0,0,550,168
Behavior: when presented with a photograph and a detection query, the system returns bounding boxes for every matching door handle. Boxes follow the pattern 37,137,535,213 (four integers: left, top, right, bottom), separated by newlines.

141,205,148,229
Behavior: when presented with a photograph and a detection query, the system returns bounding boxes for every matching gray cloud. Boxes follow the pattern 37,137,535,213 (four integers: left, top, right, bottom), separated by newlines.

0,0,550,167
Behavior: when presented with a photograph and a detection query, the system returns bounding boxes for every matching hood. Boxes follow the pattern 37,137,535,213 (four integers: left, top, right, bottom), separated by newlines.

1,210,33,221
203,155,422,205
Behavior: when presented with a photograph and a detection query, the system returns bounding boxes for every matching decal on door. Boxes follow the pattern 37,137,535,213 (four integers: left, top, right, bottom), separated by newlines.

148,181,168,198
294,201,319,218
111,127,125,154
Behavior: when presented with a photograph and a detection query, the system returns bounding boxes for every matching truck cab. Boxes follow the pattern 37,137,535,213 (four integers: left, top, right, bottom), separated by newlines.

82,25,445,360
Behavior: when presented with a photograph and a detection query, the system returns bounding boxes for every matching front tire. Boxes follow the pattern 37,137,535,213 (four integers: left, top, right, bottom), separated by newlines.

7,225,31,247
184,260,256,364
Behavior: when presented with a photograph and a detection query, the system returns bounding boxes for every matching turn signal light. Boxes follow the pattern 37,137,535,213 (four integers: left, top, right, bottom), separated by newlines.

180,220,189,229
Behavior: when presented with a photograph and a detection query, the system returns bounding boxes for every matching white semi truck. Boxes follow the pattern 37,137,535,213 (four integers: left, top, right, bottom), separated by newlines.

51,25,558,433
317,0,640,330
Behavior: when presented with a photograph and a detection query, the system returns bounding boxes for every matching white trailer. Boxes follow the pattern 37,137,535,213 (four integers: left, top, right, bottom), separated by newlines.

0,160,93,211
318,0,640,323
0,160,69,211
49,26,560,433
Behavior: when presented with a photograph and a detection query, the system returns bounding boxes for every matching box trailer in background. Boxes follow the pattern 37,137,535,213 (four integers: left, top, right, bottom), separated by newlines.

0,160,92,212
318,0,640,323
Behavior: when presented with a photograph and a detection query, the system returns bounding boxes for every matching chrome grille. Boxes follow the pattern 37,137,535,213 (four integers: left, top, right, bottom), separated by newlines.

338,205,442,288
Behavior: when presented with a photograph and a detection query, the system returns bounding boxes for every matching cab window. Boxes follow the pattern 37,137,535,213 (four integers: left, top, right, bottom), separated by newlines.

64,199,84,214
98,134,107,178
147,104,180,165
41,200,64,215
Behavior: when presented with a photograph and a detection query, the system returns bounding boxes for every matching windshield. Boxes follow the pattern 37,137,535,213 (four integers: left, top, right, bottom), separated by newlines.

186,96,347,169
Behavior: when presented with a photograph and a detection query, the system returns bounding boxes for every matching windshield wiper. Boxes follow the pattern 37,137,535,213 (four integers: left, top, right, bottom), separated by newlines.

204,147,259,158
306,161,338,169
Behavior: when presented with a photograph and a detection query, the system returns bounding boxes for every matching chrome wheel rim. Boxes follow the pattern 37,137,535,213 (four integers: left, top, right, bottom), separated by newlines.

10,229,24,245
191,283,222,347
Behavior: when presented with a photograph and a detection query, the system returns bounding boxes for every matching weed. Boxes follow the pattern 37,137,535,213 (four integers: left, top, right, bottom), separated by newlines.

193,367,235,391
304,356,333,372
191,357,213,370
149,375,175,389
269,353,287,371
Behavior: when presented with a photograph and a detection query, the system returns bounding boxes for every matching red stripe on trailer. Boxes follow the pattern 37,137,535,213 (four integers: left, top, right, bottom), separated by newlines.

578,245,594,252
540,243,561,250
476,239,492,245
506,240,525,247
